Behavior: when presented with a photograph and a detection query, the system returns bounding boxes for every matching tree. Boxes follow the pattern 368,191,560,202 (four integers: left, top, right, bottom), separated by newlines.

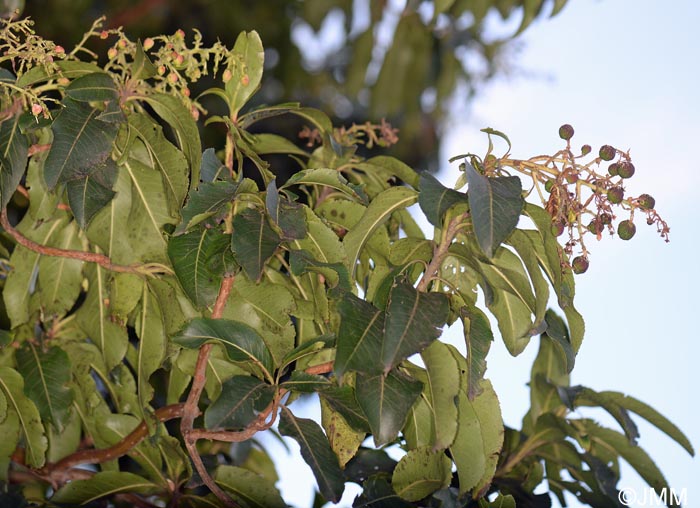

0,13,693,508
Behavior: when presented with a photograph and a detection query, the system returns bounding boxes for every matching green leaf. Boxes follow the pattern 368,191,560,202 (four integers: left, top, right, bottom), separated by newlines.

279,334,335,371
0,367,47,468
134,283,167,414
126,113,189,216
283,168,368,203
215,465,287,508
335,292,385,377
16,60,103,88
172,317,274,380
420,341,461,449
418,173,467,226
320,397,365,468
176,180,239,233
461,306,493,401
279,406,345,503
204,375,274,430
15,345,73,432
231,207,281,281
168,227,233,309
132,41,157,80
0,113,28,209
343,186,417,278
225,31,264,116
66,158,117,229
75,265,128,370
51,471,159,504
43,98,119,188
321,386,370,432
266,180,307,240
381,281,449,373
450,381,503,495
356,369,423,446
251,132,309,156
354,155,420,190
392,446,452,501
0,407,19,481
281,371,333,393
465,162,523,258
200,147,227,182
290,250,351,291
65,72,118,102
139,93,201,189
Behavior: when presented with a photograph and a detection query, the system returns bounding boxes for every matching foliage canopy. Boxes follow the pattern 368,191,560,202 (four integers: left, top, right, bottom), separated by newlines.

0,14,692,508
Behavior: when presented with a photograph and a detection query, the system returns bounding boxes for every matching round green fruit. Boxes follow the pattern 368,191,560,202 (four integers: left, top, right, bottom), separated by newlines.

581,144,592,155
607,186,624,204
559,124,574,140
618,161,635,178
587,220,601,235
617,220,636,240
572,256,589,274
599,145,616,161
544,180,555,193
637,193,655,210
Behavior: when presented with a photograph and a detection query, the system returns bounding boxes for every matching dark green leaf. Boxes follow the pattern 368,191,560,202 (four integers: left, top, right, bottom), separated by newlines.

172,317,274,379
391,447,452,501
44,98,119,188
15,345,73,432
461,306,493,400
266,181,307,240
215,465,287,508
290,250,351,290
200,148,227,182
344,449,397,484
465,162,523,258
418,172,467,226
356,369,423,446
66,158,117,229
321,386,370,432
283,168,368,204
381,281,449,373
204,376,274,430
51,471,158,504
176,180,239,233
354,474,413,508
168,227,233,309
231,207,281,281
279,334,335,371
279,406,345,503
335,292,385,377
281,371,333,393
65,72,118,102
134,284,167,415
0,114,28,209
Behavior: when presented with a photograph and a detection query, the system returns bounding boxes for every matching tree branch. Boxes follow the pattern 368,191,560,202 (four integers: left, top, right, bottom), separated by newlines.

417,212,469,292
0,209,172,276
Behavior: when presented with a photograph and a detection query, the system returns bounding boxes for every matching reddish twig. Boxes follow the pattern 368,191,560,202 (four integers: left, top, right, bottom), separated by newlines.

0,209,170,276
181,274,238,508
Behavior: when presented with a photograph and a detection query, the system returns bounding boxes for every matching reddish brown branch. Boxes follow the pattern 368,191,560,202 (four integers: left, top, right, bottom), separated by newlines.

181,274,238,508
0,209,166,276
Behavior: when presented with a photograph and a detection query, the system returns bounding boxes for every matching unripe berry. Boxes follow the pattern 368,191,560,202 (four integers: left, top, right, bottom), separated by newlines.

618,161,635,179
637,193,655,210
607,186,624,204
586,220,601,235
617,220,636,240
599,145,616,161
544,180,555,193
607,162,620,177
559,124,574,140
581,144,591,155
551,220,565,237
572,256,589,274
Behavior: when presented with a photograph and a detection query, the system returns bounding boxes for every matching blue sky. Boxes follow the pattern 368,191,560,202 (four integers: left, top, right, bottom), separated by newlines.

272,1,699,506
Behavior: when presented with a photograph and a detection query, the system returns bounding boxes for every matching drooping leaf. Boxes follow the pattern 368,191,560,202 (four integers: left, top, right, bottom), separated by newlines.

321,386,371,432
381,281,449,373
283,168,368,204
0,113,28,209
204,375,274,430
356,369,423,446
0,367,47,468
420,341,461,449
139,93,201,189
225,31,265,116
391,446,452,501
15,345,73,432
172,317,274,380
43,98,119,188
279,406,345,503
200,147,227,182
176,180,239,233
134,283,167,415
65,72,118,102
334,292,385,378
418,172,467,226
465,162,523,258
461,306,494,400
132,41,157,80
290,249,351,291
320,397,365,468
343,186,417,278
51,471,159,504
231,207,281,281
66,158,117,229
250,132,309,157
168,227,234,309
215,465,287,508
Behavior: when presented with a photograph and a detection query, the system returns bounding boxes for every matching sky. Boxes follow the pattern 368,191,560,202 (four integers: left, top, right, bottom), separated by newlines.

272,1,700,506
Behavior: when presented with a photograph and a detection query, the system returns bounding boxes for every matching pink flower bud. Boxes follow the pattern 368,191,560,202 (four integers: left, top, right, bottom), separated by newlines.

31,104,43,116
143,38,154,50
